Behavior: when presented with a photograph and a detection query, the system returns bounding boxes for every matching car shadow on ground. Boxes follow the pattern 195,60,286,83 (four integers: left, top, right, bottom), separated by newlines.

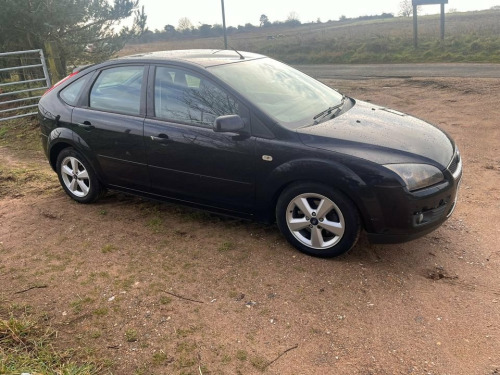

95,190,435,275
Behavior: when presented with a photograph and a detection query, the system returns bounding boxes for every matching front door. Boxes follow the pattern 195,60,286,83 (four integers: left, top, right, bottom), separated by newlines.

144,66,255,214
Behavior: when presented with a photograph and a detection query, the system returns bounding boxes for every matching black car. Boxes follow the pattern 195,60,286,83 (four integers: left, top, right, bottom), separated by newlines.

38,50,462,258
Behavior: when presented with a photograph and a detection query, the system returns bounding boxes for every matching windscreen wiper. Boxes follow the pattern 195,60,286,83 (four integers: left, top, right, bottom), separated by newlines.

313,95,346,124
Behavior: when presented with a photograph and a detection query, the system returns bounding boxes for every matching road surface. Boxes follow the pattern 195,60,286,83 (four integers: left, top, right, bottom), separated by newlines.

294,63,500,79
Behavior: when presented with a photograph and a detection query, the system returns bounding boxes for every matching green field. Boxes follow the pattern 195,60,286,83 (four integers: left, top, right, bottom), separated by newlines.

122,10,500,64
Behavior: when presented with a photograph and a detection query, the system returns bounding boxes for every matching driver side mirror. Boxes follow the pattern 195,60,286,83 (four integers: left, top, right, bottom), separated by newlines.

213,115,245,133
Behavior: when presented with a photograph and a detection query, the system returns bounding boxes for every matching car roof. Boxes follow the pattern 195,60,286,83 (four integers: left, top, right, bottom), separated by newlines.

114,49,265,68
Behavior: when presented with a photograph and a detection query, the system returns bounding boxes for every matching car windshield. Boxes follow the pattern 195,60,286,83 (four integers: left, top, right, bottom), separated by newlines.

209,57,344,129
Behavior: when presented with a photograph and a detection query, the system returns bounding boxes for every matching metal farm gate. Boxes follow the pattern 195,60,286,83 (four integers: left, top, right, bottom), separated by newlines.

0,49,51,122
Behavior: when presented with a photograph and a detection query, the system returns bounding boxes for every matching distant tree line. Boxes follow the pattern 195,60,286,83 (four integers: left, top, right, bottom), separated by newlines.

339,13,394,22
130,13,304,44
131,11,395,45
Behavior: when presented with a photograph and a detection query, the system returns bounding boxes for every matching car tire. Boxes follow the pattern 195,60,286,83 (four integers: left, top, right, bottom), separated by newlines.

276,183,360,258
56,148,104,203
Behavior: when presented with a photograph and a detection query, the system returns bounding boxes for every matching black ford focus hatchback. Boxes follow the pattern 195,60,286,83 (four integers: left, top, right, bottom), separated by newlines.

38,49,462,257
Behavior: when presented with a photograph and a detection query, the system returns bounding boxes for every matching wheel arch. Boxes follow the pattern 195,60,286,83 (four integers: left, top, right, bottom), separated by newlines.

49,141,71,171
47,128,104,182
255,158,376,231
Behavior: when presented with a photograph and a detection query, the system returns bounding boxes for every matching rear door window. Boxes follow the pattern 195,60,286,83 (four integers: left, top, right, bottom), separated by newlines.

90,66,144,115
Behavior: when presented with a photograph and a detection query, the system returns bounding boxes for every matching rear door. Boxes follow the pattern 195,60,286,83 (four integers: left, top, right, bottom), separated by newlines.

143,65,255,214
72,65,149,191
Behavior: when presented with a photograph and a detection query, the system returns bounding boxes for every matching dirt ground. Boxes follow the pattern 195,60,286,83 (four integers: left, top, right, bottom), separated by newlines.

1,77,499,375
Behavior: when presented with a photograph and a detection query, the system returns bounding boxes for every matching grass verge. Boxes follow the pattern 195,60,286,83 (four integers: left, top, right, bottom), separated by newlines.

0,314,107,374
0,117,41,152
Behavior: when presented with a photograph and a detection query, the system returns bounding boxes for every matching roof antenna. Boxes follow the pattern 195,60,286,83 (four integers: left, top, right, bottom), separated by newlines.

211,48,244,60
230,46,245,60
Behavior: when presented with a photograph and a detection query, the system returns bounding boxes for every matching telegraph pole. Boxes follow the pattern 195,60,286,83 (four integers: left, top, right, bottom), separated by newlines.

413,4,418,47
440,2,445,40
221,0,228,49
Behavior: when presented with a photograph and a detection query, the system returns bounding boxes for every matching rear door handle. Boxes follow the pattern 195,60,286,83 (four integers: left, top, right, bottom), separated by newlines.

150,133,169,142
77,121,94,130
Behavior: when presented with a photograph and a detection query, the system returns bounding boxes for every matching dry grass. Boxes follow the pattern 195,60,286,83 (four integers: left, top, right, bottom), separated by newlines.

121,10,500,63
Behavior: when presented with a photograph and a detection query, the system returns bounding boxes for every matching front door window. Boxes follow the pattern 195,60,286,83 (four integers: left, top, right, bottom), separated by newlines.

154,66,238,127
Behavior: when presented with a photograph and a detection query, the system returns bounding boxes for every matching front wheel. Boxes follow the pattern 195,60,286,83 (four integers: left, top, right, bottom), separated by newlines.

276,183,360,258
56,148,103,203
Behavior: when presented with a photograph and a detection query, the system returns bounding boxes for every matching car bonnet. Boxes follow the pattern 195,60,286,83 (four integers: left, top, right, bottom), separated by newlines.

297,99,454,168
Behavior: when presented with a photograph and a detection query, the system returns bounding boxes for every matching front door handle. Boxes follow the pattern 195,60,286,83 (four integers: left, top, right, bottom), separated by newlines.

77,121,94,130
150,133,169,142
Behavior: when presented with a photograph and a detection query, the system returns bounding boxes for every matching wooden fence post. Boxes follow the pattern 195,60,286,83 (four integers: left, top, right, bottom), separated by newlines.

44,41,65,83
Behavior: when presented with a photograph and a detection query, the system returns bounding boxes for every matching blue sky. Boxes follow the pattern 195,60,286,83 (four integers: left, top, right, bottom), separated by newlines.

136,0,499,30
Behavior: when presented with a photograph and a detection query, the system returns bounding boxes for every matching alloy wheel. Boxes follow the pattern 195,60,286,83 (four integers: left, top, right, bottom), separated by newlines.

285,193,345,250
60,156,90,198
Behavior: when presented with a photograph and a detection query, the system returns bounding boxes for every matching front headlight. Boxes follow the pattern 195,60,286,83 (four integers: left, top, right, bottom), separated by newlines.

384,164,444,191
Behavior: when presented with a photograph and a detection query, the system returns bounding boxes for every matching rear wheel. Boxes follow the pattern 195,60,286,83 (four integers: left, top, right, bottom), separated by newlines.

56,148,103,203
276,183,360,257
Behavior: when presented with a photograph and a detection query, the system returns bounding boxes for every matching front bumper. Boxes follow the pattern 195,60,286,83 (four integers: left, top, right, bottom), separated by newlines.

366,150,462,244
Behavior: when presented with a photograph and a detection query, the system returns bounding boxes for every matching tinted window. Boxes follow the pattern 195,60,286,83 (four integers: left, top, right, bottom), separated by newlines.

154,67,238,127
90,66,144,115
60,75,89,105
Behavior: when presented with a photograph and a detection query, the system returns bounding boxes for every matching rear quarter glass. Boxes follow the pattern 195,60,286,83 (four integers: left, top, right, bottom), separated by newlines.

59,74,90,105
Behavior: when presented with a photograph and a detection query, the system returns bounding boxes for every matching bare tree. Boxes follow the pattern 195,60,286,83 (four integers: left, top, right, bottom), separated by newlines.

287,11,300,22
285,11,301,26
399,0,421,17
177,17,193,32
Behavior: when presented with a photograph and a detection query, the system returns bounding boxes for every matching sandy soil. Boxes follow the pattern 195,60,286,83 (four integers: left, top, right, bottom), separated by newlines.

0,77,499,375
